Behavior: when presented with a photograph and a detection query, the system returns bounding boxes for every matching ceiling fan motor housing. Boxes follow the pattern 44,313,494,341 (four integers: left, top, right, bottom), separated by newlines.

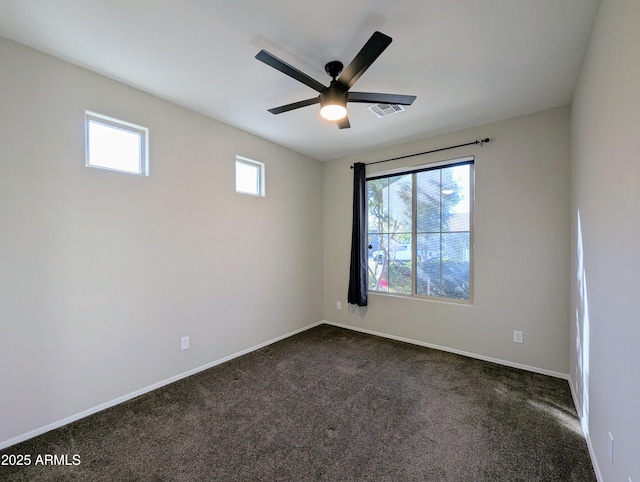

320,86,348,120
321,84,347,106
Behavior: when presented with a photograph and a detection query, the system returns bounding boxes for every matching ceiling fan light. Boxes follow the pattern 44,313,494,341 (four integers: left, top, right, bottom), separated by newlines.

320,89,347,121
320,103,347,121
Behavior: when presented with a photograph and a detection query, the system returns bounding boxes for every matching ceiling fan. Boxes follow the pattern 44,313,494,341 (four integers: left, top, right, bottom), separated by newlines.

255,31,416,129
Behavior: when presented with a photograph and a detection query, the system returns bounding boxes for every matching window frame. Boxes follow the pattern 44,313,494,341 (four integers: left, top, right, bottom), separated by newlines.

366,156,475,304
235,156,265,197
85,111,149,176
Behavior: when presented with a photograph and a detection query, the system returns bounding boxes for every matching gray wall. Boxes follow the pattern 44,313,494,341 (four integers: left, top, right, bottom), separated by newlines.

570,0,640,480
323,107,572,376
0,37,323,447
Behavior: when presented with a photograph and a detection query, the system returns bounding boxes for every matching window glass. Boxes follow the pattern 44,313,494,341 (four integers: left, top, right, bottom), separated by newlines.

235,157,265,196
367,159,473,302
85,112,148,175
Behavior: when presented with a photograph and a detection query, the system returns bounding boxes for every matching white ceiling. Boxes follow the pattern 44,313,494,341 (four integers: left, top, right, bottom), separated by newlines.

0,0,600,161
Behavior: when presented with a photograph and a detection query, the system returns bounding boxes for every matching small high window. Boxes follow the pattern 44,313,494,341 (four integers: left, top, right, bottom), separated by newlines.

85,111,149,175
235,156,265,196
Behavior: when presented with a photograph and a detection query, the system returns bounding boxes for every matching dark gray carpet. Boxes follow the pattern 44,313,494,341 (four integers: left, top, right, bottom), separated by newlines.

1,324,595,481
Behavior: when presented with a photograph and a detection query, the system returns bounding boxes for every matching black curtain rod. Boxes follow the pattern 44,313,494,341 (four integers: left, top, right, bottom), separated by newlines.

350,138,490,169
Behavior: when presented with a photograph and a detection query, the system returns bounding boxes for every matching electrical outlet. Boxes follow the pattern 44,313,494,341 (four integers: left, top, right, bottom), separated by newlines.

181,336,189,351
513,330,524,343
608,432,614,463
336,301,342,310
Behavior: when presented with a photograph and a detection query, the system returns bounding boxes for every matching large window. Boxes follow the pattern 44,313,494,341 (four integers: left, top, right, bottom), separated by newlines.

367,157,473,302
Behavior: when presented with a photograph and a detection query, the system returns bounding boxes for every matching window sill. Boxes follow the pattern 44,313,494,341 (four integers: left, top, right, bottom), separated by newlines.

368,291,474,307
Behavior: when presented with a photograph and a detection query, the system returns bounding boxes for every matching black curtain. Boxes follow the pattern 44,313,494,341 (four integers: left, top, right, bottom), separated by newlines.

348,162,368,306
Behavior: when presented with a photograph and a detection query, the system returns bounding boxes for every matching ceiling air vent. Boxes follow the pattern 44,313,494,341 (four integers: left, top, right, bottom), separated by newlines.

368,103,406,118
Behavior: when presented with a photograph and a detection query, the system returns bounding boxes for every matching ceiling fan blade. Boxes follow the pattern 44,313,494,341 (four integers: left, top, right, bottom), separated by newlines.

268,97,320,115
338,31,392,89
348,92,416,105
337,116,351,129
256,50,326,93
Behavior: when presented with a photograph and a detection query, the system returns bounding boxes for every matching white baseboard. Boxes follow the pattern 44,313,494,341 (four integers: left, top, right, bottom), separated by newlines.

323,320,569,379
0,320,324,451
568,376,603,482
